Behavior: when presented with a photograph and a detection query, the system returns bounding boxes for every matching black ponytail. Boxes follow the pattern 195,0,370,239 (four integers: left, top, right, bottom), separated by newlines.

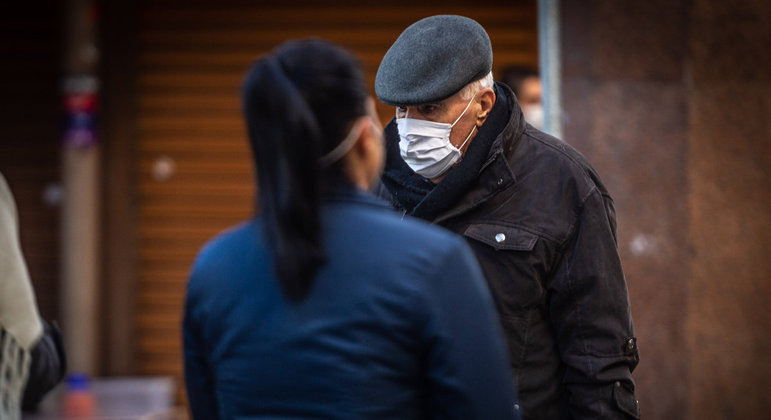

242,39,367,300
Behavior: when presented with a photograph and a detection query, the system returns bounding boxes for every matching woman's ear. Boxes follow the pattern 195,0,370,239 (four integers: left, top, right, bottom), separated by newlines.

341,116,383,190
476,87,496,125
362,98,385,188
340,97,385,190
355,116,385,189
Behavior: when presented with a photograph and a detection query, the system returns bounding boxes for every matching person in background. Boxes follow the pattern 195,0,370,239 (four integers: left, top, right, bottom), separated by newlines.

374,15,640,419
0,172,67,420
501,66,543,130
183,38,520,420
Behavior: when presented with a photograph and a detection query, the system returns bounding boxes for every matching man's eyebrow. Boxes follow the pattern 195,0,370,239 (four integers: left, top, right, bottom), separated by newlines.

395,100,447,111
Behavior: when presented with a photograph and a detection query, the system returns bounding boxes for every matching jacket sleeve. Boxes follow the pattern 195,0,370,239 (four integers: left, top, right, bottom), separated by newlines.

22,320,67,410
549,189,640,419
183,280,220,420
421,237,522,420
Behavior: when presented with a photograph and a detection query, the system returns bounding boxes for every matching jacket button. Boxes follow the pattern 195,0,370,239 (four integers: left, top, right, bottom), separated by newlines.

615,381,621,387
513,404,520,410
497,178,504,185
495,233,506,243
627,338,635,350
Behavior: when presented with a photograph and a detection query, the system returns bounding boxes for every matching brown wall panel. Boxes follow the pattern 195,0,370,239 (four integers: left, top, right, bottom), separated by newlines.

686,1,771,418
561,0,771,418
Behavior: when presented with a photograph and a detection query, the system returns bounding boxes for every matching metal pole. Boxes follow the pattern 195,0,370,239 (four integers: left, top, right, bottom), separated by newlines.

61,0,100,375
538,0,563,139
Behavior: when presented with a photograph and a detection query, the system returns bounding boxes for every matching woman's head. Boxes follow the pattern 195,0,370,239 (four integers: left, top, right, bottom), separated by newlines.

241,39,380,299
243,38,372,179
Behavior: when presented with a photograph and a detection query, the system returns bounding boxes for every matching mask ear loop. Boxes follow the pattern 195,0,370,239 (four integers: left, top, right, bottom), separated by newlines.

319,117,369,167
451,91,479,154
456,125,476,152
450,91,478,127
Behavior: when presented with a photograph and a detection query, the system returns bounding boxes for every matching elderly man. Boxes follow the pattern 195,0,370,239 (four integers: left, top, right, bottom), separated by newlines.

374,15,640,419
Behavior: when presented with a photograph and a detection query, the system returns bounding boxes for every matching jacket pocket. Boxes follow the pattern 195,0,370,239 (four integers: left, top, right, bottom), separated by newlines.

461,223,549,372
613,381,641,419
463,223,538,251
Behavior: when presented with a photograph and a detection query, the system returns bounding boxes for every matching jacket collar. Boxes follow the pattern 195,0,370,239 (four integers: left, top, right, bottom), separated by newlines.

487,82,527,165
323,184,394,211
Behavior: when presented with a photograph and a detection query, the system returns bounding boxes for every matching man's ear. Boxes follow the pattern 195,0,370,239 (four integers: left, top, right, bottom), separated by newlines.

476,87,496,125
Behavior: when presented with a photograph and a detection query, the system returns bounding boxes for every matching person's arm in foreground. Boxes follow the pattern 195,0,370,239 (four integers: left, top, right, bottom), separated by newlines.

422,236,521,420
22,320,66,410
550,190,640,419
0,172,66,411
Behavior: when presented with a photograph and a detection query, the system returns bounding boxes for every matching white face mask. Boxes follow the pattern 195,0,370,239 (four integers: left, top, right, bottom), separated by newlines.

396,94,477,179
521,103,544,130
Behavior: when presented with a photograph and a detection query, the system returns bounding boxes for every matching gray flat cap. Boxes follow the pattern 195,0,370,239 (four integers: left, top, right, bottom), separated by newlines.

375,15,492,106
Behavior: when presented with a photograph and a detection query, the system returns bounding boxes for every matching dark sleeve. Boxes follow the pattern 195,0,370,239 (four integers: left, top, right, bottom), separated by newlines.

22,320,66,410
422,237,522,420
550,190,640,419
183,276,220,420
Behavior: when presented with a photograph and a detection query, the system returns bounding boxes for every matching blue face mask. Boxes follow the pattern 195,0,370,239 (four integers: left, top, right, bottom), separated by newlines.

396,93,477,179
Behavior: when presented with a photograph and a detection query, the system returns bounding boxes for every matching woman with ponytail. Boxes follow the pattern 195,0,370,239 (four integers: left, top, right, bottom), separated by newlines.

183,39,520,420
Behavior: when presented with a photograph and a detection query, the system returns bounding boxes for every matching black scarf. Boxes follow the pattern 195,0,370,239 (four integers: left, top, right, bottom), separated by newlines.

381,83,511,221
